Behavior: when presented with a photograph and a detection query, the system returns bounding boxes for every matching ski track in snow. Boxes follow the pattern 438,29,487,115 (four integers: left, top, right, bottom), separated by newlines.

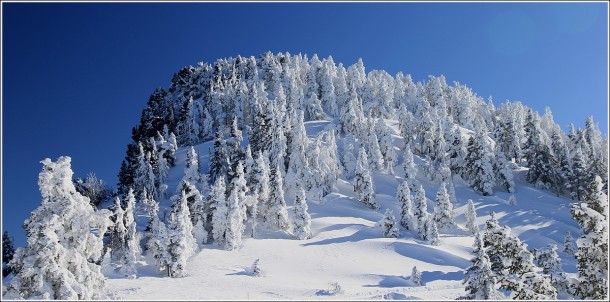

105,120,581,300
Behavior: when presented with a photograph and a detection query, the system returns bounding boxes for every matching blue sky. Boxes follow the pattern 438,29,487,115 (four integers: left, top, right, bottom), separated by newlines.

2,2,608,247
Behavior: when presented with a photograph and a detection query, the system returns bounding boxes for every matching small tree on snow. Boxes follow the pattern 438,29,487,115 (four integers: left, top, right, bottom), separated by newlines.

381,209,400,238
414,185,429,240
403,144,418,187
145,201,171,276
251,258,262,277
427,218,441,246
167,189,197,277
563,231,577,256
225,186,245,251
397,181,414,231
465,199,479,234
536,244,571,296
411,266,422,286
211,177,228,244
353,147,379,209
293,185,312,240
461,233,501,300
269,165,291,231
118,189,140,278
433,182,455,230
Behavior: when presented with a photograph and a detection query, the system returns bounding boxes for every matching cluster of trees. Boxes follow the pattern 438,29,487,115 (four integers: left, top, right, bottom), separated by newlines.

3,52,607,300
461,175,608,300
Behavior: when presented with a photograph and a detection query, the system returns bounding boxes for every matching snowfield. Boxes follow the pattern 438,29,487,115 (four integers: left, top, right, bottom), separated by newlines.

105,120,580,300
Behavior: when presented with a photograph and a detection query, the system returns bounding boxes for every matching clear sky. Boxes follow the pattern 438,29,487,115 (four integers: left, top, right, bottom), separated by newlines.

2,2,608,247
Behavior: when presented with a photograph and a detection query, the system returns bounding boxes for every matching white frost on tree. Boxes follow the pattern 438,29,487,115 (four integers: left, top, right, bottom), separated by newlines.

4,157,111,300
292,185,312,240
380,209,400,238
353,147,378,209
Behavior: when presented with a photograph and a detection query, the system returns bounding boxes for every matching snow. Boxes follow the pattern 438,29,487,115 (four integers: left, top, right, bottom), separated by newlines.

103,119,582,300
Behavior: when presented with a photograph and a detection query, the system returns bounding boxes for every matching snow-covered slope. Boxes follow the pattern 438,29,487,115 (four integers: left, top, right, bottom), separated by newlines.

105,119,580,300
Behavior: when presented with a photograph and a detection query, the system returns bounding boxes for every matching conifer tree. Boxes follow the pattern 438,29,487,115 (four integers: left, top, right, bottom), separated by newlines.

376,119,397,173
269,165,290,231
211,177,228,244
463,128,496,196
167,189,197,277
145,198,171,276
253,151,271,224
465,199,479,234
536,244,571,296
225,185,245,250
563,231,577,256
367,127,385,172
293,185,312,240
403,144,418,188
353,147,379,209
411,266,422,286
134,142,157,200
433,182,455,230
2,231,15,277
118,189,140,278
210,129,230,183
414,185,430,240
570,175,608,300
461,233,501,300
110,196,127,261
381,209,400,238
397,180,414,230
4,157,112,299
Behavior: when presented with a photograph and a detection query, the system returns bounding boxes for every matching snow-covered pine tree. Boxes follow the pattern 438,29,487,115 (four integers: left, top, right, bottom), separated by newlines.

110,196,127,261
118,189,140,278
367,125,385,172
286,110,310,193
536,244,571,296
209,129,230,183
563,231,577,256
376,119,397,173
244,144,255,187
225,185,245,250
4,157,111,299
2,231,15,277
177,96,201,146
463,127,496,196
253,151,271,224
292,185,312,240
397,180,414,231
381,209,400,238
427,218,441,246
403,144,418,188
460,233,502,300
413,185,430,240
465,199,479,234
570,175,608,300
167,189,197,277
269,165,291,231
353,147,379,209
145,198,171,276
398,104,416,148
483,212,555,298
433,182,455,230
411,266,422,286
494,146,515,193
211,176,228,244
524,109,556,191
134,142,158,201
341,134,358,179
447,125,467,176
